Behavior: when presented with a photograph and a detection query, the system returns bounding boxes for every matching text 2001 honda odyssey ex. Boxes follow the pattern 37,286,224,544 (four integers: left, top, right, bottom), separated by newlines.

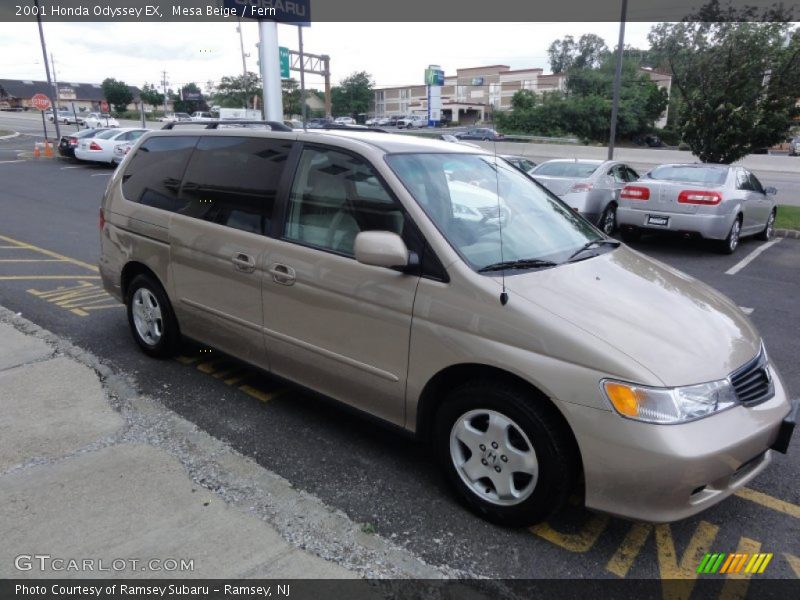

99,128,796,526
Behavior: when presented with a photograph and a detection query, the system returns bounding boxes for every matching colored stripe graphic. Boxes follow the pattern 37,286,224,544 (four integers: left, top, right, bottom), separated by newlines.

699,553,774,574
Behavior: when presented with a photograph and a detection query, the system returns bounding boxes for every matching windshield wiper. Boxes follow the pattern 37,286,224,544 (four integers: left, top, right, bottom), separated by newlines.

566,239,620,263
478,258,558,273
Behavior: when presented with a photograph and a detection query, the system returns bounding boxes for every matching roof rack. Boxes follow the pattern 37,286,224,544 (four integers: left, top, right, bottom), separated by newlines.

160,120,293,132
318,124,389,133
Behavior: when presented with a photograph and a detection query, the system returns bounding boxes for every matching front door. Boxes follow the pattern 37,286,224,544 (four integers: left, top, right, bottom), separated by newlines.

261,145,420,426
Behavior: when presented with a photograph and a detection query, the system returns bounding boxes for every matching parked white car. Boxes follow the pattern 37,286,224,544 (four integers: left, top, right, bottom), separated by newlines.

398,115,426,129
111,142,135,166
158,112,192,123
74,128,147,164
190,111,214,121
334,116,356,125
84,113,119,129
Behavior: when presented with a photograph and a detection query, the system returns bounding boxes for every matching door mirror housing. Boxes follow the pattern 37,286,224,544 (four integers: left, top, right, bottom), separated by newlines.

354,231,409,269
764,186,777,196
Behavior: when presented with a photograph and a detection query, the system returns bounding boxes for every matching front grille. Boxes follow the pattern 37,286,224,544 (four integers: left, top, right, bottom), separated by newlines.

730,349,773,406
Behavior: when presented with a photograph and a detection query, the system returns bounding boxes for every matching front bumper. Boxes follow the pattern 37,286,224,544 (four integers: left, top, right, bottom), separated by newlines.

617,206,734,240
556,374,794,522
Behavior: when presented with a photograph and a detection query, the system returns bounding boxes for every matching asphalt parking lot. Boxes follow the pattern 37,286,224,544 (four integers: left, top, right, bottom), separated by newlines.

0,150,798,590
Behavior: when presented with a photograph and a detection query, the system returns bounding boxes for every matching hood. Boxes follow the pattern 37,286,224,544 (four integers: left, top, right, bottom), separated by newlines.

504,245,760,386
531,175,582,197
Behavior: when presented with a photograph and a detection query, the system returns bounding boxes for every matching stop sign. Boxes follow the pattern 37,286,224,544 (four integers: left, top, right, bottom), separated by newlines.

31,93,51,111
100,100,109,112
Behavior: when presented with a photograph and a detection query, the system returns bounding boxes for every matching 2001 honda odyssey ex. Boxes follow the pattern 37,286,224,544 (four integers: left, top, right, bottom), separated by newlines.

99,127,796,526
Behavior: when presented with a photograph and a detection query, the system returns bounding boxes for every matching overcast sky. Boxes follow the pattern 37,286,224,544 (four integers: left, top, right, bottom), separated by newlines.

0,22,656,92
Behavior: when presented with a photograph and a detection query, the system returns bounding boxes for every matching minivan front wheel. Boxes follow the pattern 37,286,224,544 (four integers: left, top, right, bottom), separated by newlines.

126,274,180,358
434,381,578,526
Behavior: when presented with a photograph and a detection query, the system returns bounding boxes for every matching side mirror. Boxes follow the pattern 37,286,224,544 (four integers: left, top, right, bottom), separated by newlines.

764,186,777,196
354,231,409,269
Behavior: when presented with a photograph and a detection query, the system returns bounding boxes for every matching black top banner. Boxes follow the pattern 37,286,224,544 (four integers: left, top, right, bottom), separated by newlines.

1,0,796,22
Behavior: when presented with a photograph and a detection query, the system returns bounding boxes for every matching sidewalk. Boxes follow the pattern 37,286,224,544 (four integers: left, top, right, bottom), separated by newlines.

0,307,445,580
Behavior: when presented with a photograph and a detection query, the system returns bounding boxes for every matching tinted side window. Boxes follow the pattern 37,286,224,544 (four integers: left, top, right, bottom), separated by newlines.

747,172,765,194
736,169,752,191
284,147,405,255
122,136,198,210
178,136,291,234
624,166,639,182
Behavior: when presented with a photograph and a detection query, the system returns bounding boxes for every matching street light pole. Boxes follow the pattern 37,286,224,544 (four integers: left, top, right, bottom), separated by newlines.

34,0,60,141
607,0,628,160
237,21,250,109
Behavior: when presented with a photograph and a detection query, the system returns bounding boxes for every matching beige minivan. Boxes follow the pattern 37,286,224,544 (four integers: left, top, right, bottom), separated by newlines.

100,127,796,526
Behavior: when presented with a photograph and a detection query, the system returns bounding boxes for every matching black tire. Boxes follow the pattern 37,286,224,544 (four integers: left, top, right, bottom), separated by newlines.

434,380,579,527
125,273,180,358
756,209,776,241
717,216,742,254
620,226,641,243
598,203,617,235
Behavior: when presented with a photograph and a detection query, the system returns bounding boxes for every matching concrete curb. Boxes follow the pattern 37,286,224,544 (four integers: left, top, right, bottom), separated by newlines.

0,131,20,140
775,229,800,239
0,305,460,579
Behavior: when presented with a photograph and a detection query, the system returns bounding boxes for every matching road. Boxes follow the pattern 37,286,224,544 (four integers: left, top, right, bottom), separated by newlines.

0,144,799,589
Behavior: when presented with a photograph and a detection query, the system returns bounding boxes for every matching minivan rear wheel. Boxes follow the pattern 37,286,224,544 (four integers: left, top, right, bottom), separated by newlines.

126,274,180,358
434,381,578,527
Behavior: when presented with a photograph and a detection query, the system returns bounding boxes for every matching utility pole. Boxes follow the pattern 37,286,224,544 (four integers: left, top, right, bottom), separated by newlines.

607,0,628,160
161,70,169,116
323,55,331,118
298,26,307,127
257,20,283,120
237,21,250,109
34,0,60,141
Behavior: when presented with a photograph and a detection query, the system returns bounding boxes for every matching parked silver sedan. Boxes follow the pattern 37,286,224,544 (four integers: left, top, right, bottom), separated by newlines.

530,159,640,234
616,164,778,254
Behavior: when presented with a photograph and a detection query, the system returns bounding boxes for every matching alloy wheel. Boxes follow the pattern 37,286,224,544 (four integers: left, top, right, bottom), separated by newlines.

449,409,539,506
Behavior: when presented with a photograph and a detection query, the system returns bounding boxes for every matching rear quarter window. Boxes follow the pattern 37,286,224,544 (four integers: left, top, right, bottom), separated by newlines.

121,136,198,210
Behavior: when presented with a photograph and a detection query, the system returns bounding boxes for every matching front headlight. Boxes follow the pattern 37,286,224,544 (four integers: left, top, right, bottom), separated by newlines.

602,379,738,424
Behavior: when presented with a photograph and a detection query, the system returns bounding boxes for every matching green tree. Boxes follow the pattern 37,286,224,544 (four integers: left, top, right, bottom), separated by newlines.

511,89,537,111
547,34,609,73
648,1,800,163
139,82,163,110
498,56,667,143
282,78,302,117
101,78,133,113
212,72,262,108
331,71,374,117
173,82,208,114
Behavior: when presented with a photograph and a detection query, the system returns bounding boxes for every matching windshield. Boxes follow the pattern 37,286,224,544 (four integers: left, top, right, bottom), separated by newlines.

386,153,603,272
532,161,601,178
648,165,728,185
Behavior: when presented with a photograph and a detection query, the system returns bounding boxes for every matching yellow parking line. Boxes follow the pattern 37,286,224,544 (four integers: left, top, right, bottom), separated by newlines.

0,259,68,262
0,234,98,272
735,487,800,519
238,385,285,404
0,275,102,280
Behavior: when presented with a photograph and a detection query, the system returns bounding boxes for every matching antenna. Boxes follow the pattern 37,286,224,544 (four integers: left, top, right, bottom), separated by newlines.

492,136,508,306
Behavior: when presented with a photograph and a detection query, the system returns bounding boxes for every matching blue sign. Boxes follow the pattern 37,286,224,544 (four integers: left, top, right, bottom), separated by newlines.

222,0,311,24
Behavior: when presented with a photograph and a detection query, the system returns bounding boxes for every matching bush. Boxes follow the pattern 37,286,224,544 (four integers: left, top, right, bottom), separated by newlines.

651,127,681,146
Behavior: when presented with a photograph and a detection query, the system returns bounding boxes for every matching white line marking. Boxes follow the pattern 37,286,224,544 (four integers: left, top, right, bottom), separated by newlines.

0,160,25,164
725,239,782,276
739,306,754,315
90,173,111,177
60,166,82,170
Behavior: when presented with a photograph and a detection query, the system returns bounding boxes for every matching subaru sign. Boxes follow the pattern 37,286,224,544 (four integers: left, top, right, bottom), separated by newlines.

222,0,311,24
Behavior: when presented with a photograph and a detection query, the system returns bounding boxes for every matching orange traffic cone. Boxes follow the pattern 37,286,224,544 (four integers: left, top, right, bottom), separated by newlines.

33,145,41,158
44,140,54,157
